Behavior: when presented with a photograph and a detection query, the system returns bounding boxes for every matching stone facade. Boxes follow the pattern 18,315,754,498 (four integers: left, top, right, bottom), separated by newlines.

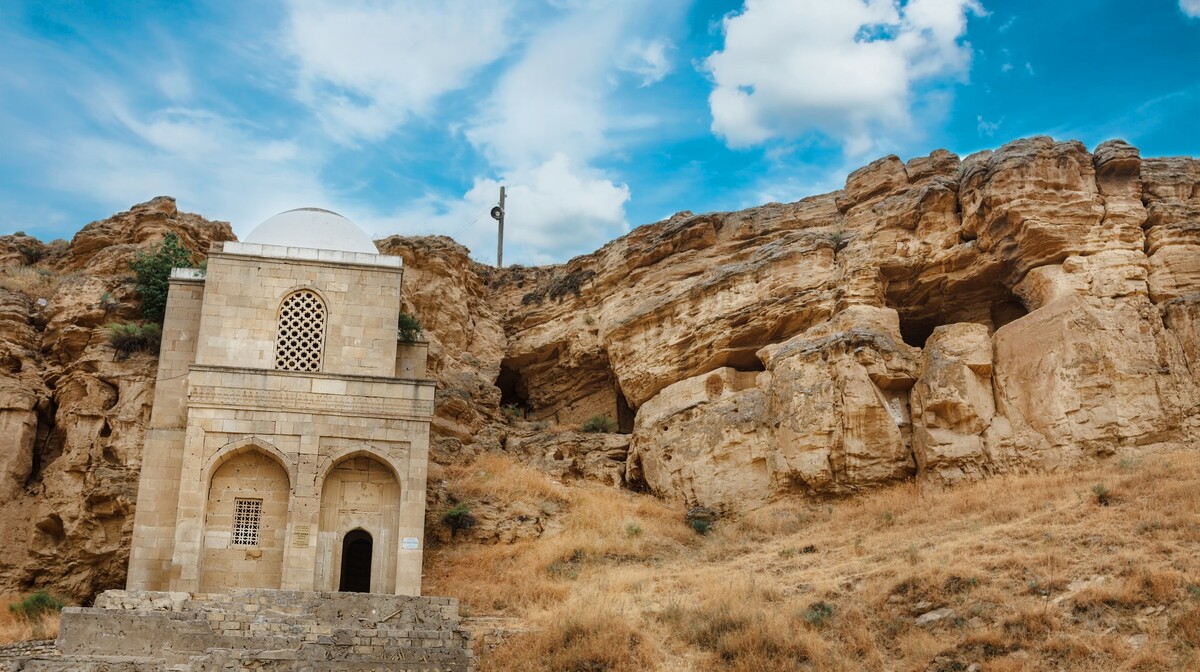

126,239,435,597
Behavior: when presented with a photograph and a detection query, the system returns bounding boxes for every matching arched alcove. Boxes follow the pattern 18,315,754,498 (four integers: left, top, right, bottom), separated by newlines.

315,455,401,594
199,449,290,592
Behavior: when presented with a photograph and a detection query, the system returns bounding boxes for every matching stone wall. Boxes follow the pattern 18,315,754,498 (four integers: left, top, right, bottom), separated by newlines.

0,589,474,671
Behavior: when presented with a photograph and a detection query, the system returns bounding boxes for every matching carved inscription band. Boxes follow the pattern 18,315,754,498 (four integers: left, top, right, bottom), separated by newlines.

189,385,434,419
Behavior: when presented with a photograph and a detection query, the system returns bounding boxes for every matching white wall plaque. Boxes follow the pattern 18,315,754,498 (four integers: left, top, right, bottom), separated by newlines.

402,537,419,550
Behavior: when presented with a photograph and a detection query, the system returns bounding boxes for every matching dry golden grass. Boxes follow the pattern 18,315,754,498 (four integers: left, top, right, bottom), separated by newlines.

0,266,62,301
0,596,60,644
426,450,1200,671
426,456,696,613
444,452,571,505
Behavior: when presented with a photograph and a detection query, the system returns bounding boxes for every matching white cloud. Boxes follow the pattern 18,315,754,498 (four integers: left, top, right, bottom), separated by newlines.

371,154,629,265
447,1,683,261
976,114,1002,136
467,3,628,168
283,0,514,142
618,39,674,86
705,0,983,155
47,92,329,235
1181,0,1200,18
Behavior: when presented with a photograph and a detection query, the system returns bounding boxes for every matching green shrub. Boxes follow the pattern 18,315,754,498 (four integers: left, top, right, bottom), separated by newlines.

130,232,194,324
9,590,64,622
581,414,615,433
1092,484,1112,506
502,404,525,422
105,322,162,359
690,518,711,535
17,244,44,265
802,601,834,628
397,311,422,343
99,291,117,313
442,502,476,537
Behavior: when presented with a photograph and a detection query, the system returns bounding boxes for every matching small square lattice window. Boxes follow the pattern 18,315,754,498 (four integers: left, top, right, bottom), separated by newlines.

275,289,327,372
232,498,263,546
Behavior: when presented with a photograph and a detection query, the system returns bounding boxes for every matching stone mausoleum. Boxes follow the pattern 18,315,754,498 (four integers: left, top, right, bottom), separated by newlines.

31,210,474,671
127,207,435,596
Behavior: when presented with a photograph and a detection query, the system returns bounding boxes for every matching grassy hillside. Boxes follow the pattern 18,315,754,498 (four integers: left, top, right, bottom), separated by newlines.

425,450,1200,671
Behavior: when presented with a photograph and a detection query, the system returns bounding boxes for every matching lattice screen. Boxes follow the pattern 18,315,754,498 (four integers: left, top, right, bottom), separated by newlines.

232,498,263,546
275,290,326,371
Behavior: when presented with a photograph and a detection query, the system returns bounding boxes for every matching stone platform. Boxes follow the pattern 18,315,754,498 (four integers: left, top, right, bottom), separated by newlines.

1,589,474,671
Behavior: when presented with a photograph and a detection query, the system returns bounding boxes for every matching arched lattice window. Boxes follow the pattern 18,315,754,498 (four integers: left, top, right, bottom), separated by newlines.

275,289,326,371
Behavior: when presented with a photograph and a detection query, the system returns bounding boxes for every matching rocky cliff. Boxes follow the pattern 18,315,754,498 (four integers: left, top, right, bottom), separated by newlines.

0,137,1197,601
0,197,235,600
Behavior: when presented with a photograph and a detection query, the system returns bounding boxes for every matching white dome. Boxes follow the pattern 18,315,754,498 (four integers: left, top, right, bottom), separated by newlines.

244,208,378,254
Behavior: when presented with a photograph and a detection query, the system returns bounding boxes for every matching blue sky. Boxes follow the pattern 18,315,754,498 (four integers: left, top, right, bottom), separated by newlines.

2,0,1198,265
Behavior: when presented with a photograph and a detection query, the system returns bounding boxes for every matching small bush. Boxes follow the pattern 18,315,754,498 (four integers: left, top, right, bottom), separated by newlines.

442,502,476,538
130,232,194,324
397,311,422,343
691,519,711,535
8,590,64,622
1092,484,1112,506
502,404,525,422
581,414,616,433
16,244,44,265
521,269,597,306
801,601,834,628
105,322,162,359
99,291,117,313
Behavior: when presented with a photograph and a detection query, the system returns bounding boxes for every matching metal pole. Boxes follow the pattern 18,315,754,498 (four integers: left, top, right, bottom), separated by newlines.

497,186,506,268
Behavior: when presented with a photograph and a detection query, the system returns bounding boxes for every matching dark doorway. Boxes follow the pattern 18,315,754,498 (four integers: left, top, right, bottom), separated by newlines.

338,529,373,593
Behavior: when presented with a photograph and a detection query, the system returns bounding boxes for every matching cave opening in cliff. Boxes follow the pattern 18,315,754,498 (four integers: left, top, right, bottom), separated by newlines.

495,361,531,415
898,318,940,349
887,278,1030,348
615,386,635,434
724,348,767,373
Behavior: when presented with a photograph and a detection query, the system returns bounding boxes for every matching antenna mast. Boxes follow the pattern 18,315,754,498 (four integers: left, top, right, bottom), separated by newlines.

491,186,506,268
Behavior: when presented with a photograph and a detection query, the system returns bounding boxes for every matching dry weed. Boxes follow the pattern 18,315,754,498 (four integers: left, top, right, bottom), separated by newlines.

0,266,61,301
485,590,658,672
0,595,61,643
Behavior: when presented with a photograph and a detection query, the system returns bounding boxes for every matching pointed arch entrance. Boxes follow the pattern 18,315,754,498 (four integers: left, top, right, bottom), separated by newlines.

315,454,401,593
338,530,373,592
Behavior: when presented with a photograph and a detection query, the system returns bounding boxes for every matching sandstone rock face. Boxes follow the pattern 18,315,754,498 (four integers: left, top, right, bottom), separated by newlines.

2,138,1199,600
374,235,507,458
0,199,232,601
491,137,1199,513
910,323,995,482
